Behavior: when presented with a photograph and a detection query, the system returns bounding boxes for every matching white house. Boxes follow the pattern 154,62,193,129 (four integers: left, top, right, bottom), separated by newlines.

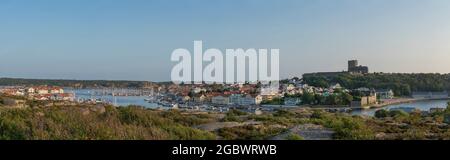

330,83,342,90
52,93,75,101
28,86,64,95
194,95,208,103
254,95,263,105
193,87,206,94
26,87,35,94
287,84,296,91
36,89,49,94
183,96,191,102
49,87,64,94
376,89,394,99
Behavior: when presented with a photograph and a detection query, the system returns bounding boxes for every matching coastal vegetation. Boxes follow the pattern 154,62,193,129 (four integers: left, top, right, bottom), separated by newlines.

222,109,248,122
231,107,450,140
262,91,353,106
0,102,215,140
1,95,449,140
300,91,353,105
217,125,286,140
285,133,305,140
0,78,154,89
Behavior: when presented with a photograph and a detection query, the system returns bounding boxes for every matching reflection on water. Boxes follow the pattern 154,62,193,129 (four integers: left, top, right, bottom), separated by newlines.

351,100,449,116
67,89,160,108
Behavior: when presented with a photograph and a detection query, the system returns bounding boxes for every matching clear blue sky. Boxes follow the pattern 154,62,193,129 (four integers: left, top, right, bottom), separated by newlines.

1,0,450,81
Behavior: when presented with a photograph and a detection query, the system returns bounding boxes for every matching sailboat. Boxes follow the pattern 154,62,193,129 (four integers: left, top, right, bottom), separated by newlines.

145,88,156,103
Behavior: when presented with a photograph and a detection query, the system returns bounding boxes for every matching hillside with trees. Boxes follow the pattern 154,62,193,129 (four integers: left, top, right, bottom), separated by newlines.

0,78,155,89
303,73,450,96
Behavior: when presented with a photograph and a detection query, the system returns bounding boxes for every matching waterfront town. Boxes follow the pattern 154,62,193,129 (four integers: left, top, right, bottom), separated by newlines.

1,60,449,116
1,60,450,140
3,0,450,146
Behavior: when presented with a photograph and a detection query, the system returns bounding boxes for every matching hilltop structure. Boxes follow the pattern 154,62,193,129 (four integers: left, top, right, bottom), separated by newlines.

303,60,369,78
348,60,369,74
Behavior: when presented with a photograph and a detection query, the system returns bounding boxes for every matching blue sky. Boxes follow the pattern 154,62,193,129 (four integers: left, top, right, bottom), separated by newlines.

1,0,450,81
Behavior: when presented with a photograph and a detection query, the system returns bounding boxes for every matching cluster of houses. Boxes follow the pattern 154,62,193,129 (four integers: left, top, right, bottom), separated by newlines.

154,77,401,108
178,90,265,106
5,77,439,110
281,81,347,105
0,86,74,101
210,94,263,105
280,79,394,107
153,83,278,107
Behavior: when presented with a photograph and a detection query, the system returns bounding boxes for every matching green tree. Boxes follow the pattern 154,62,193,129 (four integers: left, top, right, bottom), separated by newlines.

340,93,354,105
315,94,325,104
325,94,339,105
303,76,330,88
301,92,315,105
303,73,450,96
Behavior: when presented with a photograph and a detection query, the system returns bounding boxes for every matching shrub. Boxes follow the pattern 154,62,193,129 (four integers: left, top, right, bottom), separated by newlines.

0,104,216,140
218,125,286,140
389,110,409,118
310,112,375,140
285,133,304,140
273,109,295,117
227,109,248,116
375,110,389,118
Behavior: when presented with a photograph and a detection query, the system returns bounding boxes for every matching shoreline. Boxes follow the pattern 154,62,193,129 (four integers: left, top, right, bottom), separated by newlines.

369,97,450,109
292,97,450,110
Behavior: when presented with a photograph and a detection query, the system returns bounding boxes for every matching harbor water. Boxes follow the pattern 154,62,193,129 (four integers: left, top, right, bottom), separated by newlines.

67,89,448,115
67,89,160,108
351,99,449,116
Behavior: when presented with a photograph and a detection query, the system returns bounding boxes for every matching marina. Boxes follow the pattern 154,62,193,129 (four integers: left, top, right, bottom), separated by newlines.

66,88,161,108
66,88,232,112
66,88,449,117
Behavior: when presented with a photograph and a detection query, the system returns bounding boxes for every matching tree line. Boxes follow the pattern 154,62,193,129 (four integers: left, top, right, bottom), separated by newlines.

303,73,450,96
0,78,154,89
